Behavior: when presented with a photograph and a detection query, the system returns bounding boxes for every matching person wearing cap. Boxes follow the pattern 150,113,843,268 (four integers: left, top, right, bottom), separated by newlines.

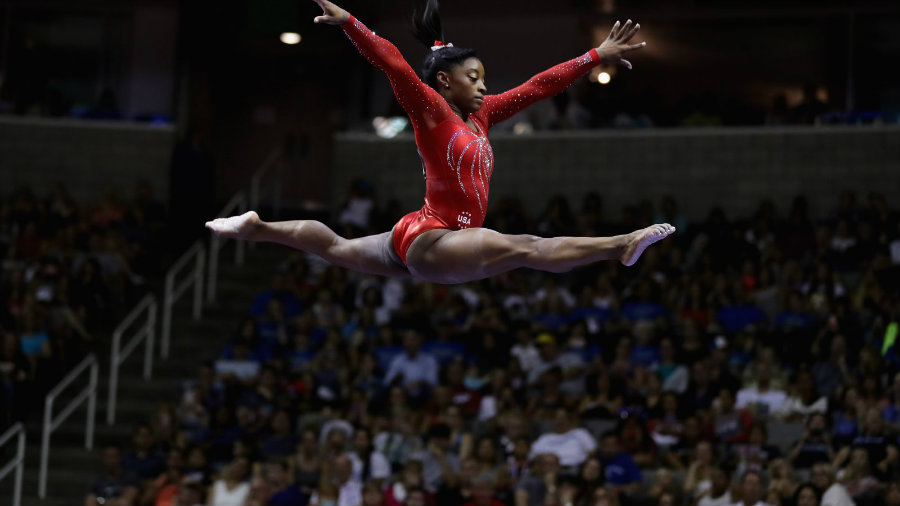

528,333,586,396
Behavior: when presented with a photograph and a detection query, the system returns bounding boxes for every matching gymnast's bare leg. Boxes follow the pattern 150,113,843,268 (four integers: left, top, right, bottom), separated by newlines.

205,211,410,278
402,224,674,284
206,211,674,283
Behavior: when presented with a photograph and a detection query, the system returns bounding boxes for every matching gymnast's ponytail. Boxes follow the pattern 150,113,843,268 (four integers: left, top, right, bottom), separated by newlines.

410,0,478,90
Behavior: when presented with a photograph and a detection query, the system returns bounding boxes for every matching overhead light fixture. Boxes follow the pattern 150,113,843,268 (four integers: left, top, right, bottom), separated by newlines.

280,32,301,45
598,72,611,84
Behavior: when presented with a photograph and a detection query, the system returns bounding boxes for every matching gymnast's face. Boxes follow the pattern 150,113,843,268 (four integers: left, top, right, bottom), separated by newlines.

438,57,487,115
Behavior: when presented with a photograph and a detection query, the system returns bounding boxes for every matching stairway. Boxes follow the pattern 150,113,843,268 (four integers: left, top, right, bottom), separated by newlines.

1,243,288,506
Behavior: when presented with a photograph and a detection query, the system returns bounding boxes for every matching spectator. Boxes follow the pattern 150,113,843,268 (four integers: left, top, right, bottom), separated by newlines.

141,448,186,506
436,457,480,505
444,405,475,459
471,436,510,492
788,413,835,470
123,425,165,482
349,426,392,484
812,335,854,399
311,453,363,506
528,333,586,396
597,432,641,495
402,487,429,506
529,409,597,468
698,468,733,506
730,470,772,506
465,474,507,506
173,479,204,506
85,444,139,506
777,370,827,420
293,428,323,495
735,363,788,417
411,423,461,493
207,457,251,506
714,388,753,447
809,463,854,506
384,331,439,399
766,459,798,506
732,422,781,475
363,481,386,506
265,459,308,506
514,453,560,506
792,484,821,506
837,449,880,502
385,460,428,506
685,441,717,500
260,409,298,459
374,409,423,472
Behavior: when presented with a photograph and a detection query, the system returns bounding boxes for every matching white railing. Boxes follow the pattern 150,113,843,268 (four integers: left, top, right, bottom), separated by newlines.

107,295,157,425
39,354,98,499
162,241,205,359
207,191,248,303
0,423,25,506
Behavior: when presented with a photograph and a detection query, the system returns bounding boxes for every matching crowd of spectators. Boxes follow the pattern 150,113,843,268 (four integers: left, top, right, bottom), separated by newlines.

0,182,167,427
86,189,900,506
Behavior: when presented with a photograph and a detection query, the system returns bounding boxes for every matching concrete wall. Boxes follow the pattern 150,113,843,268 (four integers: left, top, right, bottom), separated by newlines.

0,117,175,203
333,126,900,221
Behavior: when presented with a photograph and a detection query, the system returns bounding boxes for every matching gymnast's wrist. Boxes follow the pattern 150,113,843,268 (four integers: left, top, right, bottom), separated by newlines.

589,47,602,64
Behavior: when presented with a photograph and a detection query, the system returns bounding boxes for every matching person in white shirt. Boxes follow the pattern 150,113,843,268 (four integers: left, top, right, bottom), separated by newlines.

528,409,596,468
510,327,540,375
348,427,391,484
309,454,363,506
384,331,439,398
736,362,787,417
729,470,773,506
810,463,855,506
698,468,733,506
207,457,251,506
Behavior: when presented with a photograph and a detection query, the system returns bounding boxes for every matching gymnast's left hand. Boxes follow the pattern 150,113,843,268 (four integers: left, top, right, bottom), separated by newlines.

596,19,646,70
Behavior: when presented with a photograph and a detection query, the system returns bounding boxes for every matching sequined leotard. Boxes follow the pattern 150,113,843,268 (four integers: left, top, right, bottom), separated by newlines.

342,15,603,264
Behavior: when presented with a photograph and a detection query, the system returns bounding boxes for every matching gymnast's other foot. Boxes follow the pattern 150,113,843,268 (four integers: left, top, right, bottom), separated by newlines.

620,223,675,266
205,211,262,240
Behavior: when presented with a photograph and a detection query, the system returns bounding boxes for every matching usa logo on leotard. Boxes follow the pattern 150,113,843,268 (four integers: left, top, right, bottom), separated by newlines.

457,211,472,228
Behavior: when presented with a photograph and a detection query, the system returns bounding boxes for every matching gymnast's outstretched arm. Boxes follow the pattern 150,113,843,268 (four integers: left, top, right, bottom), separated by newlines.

480,19,647,127
312,0,452,128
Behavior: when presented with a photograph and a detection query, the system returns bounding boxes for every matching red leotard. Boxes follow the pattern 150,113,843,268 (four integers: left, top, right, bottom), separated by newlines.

342,15,603,264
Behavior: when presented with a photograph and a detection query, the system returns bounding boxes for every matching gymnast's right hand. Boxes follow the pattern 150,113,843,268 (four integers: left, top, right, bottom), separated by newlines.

312,0,350,25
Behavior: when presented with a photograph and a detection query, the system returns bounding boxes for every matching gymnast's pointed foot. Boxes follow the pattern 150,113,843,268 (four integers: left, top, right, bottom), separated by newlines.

205,211,262,240
620,223,675,266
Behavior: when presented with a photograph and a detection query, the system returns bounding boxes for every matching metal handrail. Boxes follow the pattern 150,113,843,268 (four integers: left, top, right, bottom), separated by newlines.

107,294,157,425
162,241,205,359
39,354,98,498
207,191,247,303
0,423,25,506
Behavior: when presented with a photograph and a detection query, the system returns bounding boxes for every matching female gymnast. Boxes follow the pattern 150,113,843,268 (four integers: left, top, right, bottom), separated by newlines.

207,0,675,284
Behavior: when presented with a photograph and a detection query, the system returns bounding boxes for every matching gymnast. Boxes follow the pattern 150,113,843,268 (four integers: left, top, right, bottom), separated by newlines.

207,0,675,284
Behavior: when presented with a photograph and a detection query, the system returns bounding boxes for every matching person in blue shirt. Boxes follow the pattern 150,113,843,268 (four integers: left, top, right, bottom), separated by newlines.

384,330,439,401
597,431,642,496
265,459,309,506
